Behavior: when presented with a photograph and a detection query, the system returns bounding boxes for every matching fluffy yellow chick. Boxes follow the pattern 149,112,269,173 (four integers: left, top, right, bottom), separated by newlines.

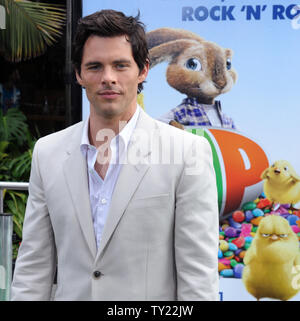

137,93,145,110
261,160,300,204
242,215,300,300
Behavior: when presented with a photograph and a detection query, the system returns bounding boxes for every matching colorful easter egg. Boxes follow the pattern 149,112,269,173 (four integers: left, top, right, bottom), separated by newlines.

243,202,257,211
228,243,238,251
232,236,245,248
287,215,299,226
219,240,229,252
220,269,234,277
257,198,271,208
251,216,263,226
233,264,244,278
291,225,300,234
218,262,229,272
245,211,254,222
224,227,237,238
232,211,245,223
218,249,223,258
240,223,252,237
252,208,264,217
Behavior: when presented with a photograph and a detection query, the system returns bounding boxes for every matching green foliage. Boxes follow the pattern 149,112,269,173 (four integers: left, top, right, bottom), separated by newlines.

6,190,27,240
0,108,28,146
8,149,32,181
0,108,37,259
0,141,9,162
0,0,66,62
0,108,34,180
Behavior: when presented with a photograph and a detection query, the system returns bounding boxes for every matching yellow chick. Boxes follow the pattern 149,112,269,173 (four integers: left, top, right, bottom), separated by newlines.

261,160,300,204
137,93,145,110
242,215,300,300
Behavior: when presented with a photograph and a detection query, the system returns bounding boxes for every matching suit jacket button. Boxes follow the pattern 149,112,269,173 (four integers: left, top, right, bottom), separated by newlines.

93,271,101,279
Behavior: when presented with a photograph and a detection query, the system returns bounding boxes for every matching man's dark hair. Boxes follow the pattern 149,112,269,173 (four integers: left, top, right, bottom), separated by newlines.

72,10,149,93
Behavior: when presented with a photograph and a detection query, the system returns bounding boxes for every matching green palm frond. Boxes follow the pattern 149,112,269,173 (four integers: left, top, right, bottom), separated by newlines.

0,141,9,165
0,140,9,154
0,0,66,62
9,146,33,179
0,108,28,145
6,190,27,239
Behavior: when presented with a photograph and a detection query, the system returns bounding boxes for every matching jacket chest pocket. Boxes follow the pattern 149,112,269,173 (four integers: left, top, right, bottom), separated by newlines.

118,194,173,244
127,193,170,209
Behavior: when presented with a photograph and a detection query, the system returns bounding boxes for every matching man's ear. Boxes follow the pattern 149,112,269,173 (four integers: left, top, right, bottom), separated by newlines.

75,70,84,87
138,61,149,83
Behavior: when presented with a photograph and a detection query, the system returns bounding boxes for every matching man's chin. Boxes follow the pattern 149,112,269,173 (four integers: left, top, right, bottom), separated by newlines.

93,104,123,119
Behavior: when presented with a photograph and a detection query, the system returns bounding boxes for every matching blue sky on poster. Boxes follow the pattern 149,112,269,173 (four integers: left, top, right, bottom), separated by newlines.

82,0,300,172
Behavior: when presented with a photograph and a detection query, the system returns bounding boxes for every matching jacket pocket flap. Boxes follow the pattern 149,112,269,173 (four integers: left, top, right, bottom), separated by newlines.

127,193,170,209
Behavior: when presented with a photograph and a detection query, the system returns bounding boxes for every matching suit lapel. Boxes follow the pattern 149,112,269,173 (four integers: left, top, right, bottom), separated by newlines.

96,163,150,260
96,109,157,261
63,122,97,258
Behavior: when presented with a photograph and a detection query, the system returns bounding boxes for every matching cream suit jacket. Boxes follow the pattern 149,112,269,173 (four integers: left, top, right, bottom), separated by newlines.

11,109,219,301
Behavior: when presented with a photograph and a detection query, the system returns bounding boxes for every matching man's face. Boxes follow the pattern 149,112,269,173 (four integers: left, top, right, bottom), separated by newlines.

76,35,148,120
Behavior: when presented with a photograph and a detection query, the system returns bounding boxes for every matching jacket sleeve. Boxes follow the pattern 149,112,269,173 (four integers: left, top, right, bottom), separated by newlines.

11,139,57,301
175,136,219,301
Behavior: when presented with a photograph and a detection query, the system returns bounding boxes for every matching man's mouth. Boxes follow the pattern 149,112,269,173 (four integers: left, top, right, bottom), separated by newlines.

97,90,121,99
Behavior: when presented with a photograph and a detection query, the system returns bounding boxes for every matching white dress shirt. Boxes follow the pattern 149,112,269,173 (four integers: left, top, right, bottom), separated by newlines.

201,104,222,126
80,106,140,249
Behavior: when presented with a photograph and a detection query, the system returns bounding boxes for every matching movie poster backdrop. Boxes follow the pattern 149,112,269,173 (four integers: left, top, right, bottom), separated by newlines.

82,0,300,301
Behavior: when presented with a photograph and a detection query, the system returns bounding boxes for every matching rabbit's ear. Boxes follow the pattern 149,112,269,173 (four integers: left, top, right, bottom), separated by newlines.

225,48,233,57
147,28,204,50
149,39,200,68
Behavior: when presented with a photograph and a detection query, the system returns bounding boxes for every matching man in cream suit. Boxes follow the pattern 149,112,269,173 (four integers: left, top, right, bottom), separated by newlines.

11,10,219,301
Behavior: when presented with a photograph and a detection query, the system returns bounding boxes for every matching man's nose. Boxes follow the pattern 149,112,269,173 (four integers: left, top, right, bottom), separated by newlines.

101,67,116,85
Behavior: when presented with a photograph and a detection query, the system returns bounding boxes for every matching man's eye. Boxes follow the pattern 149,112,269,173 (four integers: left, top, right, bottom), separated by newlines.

88,65,99,70
116,64,128,69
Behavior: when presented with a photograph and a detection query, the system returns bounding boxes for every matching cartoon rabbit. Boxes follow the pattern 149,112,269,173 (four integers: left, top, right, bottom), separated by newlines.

146,28,238,129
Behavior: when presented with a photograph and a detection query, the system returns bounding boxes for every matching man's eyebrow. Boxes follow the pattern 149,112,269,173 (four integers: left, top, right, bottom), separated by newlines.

84,61,101,67
84,59,132,67
113,59,131,64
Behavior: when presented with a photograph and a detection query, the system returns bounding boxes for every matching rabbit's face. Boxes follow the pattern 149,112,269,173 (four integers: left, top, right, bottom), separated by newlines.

166,41,237,104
